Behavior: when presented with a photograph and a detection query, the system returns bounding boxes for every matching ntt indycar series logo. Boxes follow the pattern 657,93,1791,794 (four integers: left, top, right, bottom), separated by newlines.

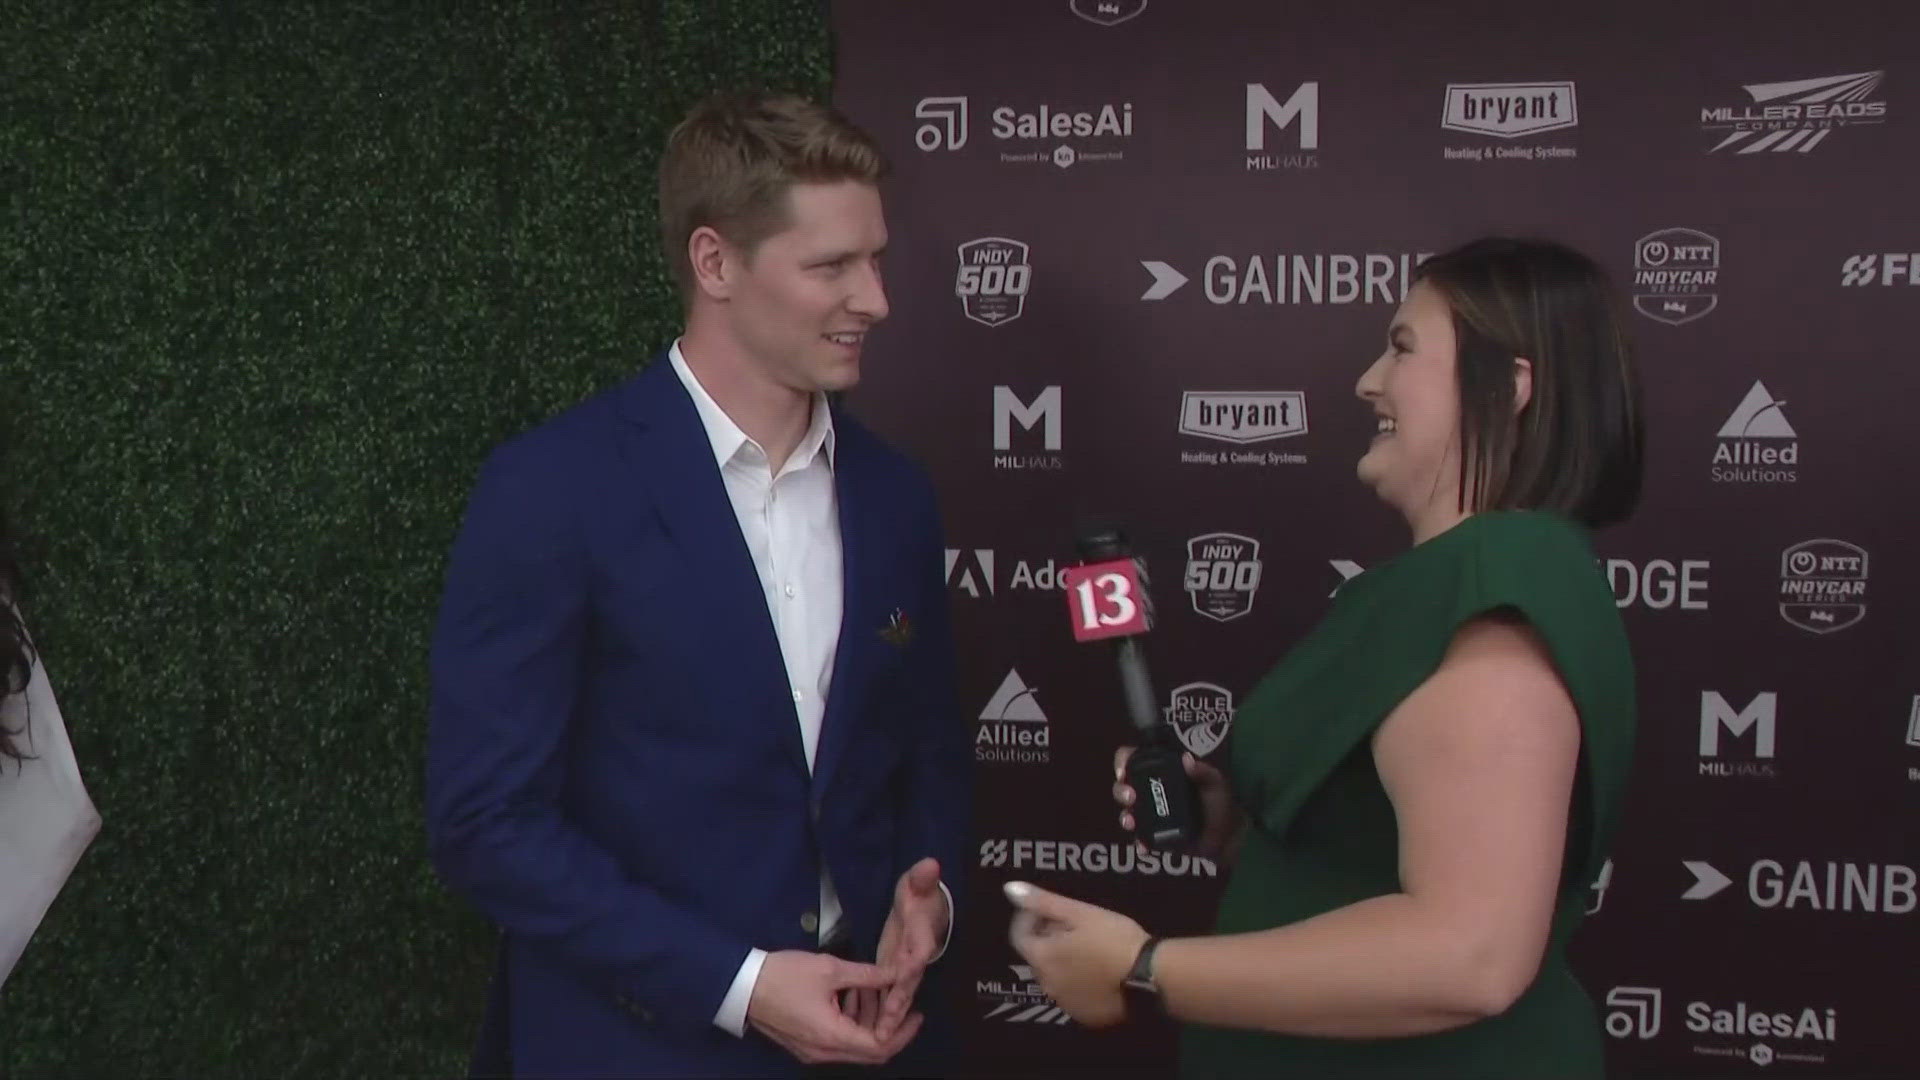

1633,228,1719,325
979,838,1218,877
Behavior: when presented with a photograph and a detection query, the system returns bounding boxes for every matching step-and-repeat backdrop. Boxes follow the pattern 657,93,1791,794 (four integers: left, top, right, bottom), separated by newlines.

831,2,1917,1076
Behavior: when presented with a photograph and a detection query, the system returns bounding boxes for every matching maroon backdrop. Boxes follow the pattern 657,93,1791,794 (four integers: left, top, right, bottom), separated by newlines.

830,2,1919,1076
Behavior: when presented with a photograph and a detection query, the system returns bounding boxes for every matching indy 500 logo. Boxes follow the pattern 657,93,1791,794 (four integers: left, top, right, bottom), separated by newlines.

956,238,1032,327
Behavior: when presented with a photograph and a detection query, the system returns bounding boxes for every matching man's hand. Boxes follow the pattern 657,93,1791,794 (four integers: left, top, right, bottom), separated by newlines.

870,857,949,1041
747,951,922,1066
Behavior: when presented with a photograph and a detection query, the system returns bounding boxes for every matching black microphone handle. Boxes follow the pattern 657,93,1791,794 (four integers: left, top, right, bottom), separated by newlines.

1114,636,1159,733
1112,635,1202,851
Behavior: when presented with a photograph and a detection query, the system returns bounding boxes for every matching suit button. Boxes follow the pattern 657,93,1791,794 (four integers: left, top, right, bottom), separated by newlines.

800,911,820,934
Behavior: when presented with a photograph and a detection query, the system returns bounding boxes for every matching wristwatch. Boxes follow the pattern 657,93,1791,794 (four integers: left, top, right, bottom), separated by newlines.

1121,935,1164,1012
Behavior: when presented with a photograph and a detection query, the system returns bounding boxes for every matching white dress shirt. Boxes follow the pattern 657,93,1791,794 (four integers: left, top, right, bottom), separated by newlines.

667,343,948,1039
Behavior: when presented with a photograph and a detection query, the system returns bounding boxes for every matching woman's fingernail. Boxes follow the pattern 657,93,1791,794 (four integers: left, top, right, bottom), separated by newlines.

1003,880,1033,902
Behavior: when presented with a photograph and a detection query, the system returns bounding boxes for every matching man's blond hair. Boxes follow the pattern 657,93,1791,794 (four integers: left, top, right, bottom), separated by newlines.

658,92,889,299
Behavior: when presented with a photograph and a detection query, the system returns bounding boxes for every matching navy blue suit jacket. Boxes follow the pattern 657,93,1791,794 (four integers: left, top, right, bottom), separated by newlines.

425,354,970,1077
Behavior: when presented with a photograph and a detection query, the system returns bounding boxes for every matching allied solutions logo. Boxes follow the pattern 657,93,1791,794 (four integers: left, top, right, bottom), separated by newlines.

1184,533,1263,622
1698,691,1777,779
1178,392,1308,467
1632,228,1719,325
1440,81,1578,162
1778,539,1869,634
1701,70,1887,154
992,386,1063,471
1842,252,1920,287
977,669,1049,765
1245,81,1319,171
955,238,1032,327
1163,682,1235,757
913,93,1135,169
1713,381,1798,483
978,961,1071,1026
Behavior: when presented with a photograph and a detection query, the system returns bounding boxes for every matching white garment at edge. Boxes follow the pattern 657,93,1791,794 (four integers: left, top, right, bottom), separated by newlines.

0,641,101,990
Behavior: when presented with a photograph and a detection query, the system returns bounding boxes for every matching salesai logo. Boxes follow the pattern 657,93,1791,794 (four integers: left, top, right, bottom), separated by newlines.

977,669,1049,765
1701,70,1887,154
1713,381,1798,483
1632,228,1719,325
1184,533,1262,622
955,238,1032,327
1685,999,1837,1069
1605,986,1662,1039
1163,682,1234,757
991,97,1133,170
914,96,969,152
979,838,1218,877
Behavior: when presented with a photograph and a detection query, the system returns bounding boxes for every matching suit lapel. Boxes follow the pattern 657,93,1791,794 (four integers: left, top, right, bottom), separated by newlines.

614,359,809,776
812,419,882,797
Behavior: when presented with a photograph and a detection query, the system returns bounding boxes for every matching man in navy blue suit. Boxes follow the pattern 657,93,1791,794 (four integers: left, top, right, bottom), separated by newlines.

425,92,970,1077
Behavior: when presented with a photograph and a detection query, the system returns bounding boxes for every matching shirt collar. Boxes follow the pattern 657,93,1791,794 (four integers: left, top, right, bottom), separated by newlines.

668,339,836,473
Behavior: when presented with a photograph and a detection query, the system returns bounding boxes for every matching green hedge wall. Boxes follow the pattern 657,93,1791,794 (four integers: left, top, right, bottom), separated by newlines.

0,2,831,1073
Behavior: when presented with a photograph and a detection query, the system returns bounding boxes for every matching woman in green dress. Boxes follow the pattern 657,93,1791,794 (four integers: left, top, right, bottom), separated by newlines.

1005,236,1644,1079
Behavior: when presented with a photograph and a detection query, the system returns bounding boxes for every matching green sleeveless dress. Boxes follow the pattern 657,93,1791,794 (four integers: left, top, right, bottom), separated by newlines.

1177,511,1636,1079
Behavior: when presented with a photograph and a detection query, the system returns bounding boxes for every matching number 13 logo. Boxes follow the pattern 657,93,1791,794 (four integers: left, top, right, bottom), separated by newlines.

1063,559,1152,641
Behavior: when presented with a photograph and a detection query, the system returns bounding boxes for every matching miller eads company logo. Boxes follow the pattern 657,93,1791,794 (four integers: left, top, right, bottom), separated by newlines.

1701,71,1887,154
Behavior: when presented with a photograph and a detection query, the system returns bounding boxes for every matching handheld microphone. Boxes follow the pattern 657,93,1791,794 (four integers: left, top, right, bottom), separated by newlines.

1063,520,1200,851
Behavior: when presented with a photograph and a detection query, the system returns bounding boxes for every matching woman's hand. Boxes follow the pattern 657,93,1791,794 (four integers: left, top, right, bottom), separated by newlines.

1112,746,1243,862
1004,881,1149,1029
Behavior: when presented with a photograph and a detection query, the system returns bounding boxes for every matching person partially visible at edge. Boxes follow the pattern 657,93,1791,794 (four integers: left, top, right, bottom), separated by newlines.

1006,236,1645,1080
1,509,104,991
425,91,969,1079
